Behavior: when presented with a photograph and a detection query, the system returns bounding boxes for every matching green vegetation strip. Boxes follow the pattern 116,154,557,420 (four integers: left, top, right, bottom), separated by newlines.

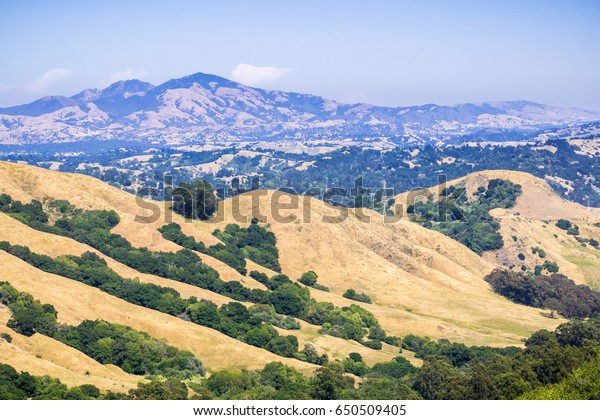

408,179,522,255
0,195,393,350
3,269,600,399
0,281,204,379
485,269,600,318
0,244,323,363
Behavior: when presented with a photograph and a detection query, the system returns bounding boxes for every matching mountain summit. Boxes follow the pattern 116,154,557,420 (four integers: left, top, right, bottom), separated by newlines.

1,72,598,145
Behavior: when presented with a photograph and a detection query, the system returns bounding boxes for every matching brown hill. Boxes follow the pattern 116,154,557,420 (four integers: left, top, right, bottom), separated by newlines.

395,170,600,288
0,307,143,392
0,162,580,389
201,190,562,346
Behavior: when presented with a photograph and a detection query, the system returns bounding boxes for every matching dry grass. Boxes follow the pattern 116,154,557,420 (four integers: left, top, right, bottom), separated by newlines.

0,203,405,375
210,189,562,346
0,161,261,288
395,170,600,287
0,162,576,387
0,213,236,306
0,211,412,369
0,251,316,375
0,307,143,392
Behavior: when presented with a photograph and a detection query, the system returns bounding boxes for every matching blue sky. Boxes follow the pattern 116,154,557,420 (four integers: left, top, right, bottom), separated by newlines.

0,0,599,109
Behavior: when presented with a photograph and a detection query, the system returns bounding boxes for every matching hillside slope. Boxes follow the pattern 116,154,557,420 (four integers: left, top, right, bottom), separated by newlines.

197,191,562,345
0,162,564,347
0,307,143,392
0,211,406,370
395,170,600,287
0,250,316,374
0,163,407,375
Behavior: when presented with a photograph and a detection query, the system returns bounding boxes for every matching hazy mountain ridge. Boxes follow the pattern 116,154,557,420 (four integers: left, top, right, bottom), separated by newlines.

1,72,599,145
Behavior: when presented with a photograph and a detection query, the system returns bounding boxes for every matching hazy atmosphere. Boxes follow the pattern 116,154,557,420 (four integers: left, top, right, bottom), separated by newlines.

1,0,599,109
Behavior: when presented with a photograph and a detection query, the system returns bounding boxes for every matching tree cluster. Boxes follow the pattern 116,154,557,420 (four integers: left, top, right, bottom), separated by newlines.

343,289,373,304
213,219,281,272
408,179,522,255
171,180,218,221
159,222,247,275
484,268,600,318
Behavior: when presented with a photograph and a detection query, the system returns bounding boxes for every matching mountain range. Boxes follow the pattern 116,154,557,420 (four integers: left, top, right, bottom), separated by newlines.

1,72,599,145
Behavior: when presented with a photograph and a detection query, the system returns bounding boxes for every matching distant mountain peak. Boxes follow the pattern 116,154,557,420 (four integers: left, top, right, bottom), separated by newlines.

0,71,598,145
72,88,102,102
101,79,154,98
158,71,239,91
71,80,155,103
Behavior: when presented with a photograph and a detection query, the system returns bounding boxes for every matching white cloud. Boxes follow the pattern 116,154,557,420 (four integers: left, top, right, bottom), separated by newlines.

0,83,9,92
102,68,149,87
230,63,292,87
25,68,73,93
341,90,370,104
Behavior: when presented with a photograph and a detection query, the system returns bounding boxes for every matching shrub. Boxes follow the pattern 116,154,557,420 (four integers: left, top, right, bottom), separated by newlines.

556,219,572,230
269,284,310,317
543,260,559,273
265,336,299,358
369,356,417,379
363,339,383,350
298,271,318,286
343,289,372,304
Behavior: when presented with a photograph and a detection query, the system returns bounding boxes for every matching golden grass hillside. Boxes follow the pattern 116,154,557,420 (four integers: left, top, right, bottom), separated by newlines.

0,250,317,375
201,190,562,346
0,307,143,392
0,161,265,290
395,170,600,288
0,210,406,369
0,162,563,348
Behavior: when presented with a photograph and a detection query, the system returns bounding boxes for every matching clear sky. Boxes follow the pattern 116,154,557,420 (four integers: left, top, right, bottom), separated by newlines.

0,0,599,110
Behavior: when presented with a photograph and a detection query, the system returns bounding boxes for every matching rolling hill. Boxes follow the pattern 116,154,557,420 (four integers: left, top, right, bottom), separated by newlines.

395,170,600,288
2,162,597,393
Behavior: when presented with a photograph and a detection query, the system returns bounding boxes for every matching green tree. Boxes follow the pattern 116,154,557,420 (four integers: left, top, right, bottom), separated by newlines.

129,379,188,400
269,284,310,317
265,336,299,358
259,362,308,397
357,379,421,400
413,357,472,399
370,356,416,379
245,325,278,348
206,369,255,397
172,180,218,220
218,302,250,324
298,271,318,286
6,296,57,337
310,365,351,400
186,300,221,328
